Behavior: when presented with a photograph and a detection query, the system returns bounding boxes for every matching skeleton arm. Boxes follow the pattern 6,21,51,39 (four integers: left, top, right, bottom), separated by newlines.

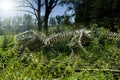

19,37,36,53
23,37,36,48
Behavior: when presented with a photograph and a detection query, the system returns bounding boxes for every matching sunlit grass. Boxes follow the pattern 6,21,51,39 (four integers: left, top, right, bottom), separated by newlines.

0,27,120,79
0,36,4,47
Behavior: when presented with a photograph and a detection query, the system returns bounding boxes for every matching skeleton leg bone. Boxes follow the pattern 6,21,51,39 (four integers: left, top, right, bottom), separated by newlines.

67,34,78,55
68,43,75,58
67,34,78,46
78,31,88,53
78,41,88,53
67,42,75,54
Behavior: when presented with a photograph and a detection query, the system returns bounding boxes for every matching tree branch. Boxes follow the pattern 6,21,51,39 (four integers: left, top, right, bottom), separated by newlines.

50,0,59,11
74,69,120,73
15,9,37,18
16,0,38,19
25,0,38,17
17,5,37,11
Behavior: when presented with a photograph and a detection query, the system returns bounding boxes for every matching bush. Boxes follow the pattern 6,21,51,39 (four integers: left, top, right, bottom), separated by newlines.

0,35,15,50
0,26,119,79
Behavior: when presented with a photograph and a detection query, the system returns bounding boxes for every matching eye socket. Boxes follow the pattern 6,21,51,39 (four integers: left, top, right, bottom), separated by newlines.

21,34,25,38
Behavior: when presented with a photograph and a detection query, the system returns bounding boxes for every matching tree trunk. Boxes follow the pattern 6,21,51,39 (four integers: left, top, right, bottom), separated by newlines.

38,17,42,30
44,12,49,34
37,0,42,31
44,0,58,33
44,0,50,34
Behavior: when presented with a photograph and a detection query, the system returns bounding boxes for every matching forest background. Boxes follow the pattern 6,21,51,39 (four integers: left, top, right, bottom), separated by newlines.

0,0,120,79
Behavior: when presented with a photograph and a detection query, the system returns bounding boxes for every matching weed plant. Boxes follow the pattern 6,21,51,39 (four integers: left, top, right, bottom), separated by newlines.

0,26,119,80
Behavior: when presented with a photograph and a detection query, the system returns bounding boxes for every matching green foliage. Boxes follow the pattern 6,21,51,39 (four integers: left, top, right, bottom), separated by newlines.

0,14,35,34
0,25,120,79
0,35,15,50
62,0,120,31
0,48,119,79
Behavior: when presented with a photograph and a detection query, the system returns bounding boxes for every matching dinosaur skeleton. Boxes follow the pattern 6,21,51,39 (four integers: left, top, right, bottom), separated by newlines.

16,29,91,54
44,29,91,53
16,29,120,54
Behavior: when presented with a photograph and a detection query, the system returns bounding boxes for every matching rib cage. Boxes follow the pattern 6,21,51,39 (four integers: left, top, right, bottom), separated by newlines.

44,31,75,44
44,29,91,46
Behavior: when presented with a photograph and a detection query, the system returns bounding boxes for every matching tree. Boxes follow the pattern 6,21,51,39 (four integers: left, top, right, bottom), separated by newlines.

75,0,93,24
60,0,120,32
11,16,23,33
0,18,3,35
49,17,56,26
18,0,59,32
22,14,33,30
49,13,72,26
0,15,35,34
91,0,120,32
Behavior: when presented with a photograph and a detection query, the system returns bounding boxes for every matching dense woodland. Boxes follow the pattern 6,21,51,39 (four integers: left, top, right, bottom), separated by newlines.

0,0,120,79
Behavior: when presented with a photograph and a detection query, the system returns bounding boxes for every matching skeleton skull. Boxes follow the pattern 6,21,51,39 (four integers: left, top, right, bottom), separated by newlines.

16,30,36,42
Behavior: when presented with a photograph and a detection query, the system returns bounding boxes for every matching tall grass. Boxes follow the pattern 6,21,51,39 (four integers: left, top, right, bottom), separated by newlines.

0,26,120,79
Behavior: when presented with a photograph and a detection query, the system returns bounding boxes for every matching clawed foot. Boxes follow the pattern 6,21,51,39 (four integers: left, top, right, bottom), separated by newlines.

69,51,75,58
